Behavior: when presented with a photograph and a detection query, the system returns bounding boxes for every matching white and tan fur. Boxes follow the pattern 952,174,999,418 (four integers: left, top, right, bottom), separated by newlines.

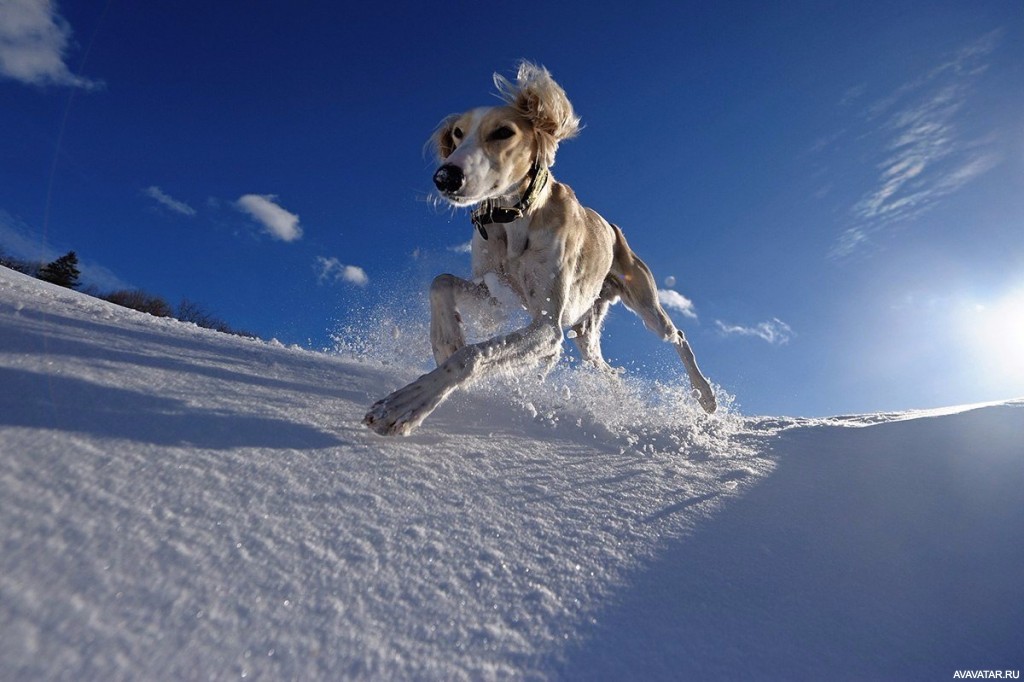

364,62,716,436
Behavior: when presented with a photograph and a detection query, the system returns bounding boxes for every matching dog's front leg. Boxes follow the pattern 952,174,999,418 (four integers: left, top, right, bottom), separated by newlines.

571,282,622,374
429,274,497,366
364,319,563,436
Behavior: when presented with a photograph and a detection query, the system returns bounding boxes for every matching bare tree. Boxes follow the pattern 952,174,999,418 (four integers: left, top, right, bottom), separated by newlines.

104,290,172,317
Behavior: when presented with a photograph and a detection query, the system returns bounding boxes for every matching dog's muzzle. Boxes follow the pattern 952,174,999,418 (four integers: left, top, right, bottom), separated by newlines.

433,164,465,195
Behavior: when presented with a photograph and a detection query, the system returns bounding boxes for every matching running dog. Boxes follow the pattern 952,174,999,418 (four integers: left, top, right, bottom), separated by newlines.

364,62,716,436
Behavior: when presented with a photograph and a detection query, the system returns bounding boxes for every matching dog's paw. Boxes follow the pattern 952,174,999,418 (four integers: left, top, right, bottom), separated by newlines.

362,380,440,436
691,379,717,414
584,358,625,376
696,388,717,414
363,401,417,436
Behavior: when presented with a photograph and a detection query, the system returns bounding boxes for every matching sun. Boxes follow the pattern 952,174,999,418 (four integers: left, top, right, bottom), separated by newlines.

959,286,1024,392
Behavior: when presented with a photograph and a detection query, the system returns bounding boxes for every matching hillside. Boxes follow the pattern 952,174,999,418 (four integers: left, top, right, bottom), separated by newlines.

1,265,1021,680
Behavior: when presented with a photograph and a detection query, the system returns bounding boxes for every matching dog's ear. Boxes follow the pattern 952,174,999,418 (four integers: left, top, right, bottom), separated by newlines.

428,114,459,161
494,61,582,167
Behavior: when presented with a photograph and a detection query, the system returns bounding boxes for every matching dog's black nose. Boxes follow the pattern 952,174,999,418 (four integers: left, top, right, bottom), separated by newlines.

433,164,464,194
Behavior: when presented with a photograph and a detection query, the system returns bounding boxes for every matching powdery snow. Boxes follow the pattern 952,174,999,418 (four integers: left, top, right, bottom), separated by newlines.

1,265,1021,680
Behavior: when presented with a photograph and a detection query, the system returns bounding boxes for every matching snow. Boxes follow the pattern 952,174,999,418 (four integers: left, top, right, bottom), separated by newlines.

1,265,1022,680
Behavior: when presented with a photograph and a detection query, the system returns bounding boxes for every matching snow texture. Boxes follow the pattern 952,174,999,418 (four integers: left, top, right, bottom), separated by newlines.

1,265,1021,680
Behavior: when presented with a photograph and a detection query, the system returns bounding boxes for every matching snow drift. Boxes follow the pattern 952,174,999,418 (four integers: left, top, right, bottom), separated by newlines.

1,266,1021,680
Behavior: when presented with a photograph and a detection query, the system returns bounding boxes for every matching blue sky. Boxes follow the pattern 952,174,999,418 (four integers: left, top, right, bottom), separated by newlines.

1,1,1022,417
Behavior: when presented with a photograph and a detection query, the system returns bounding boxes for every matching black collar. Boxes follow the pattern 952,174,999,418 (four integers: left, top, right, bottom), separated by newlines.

471,163,549,240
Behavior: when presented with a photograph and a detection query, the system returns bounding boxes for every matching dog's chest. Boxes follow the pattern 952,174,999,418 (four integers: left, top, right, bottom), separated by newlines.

472,223,551,304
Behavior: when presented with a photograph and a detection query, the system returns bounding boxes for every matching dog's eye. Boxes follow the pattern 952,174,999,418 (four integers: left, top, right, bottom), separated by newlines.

489,126,515,141
452,127,463,140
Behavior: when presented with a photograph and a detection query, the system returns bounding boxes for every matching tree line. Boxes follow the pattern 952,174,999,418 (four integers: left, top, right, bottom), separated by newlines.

1,248,255,338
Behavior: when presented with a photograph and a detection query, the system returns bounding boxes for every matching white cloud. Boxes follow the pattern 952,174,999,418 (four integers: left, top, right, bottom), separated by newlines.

448,240,472,254
715,318,793,345
235,194,302,242
340,265,368,286
658,289,697,319
144,186,196,217
827,31,1004,257
0,0,101,89
315,256,367,287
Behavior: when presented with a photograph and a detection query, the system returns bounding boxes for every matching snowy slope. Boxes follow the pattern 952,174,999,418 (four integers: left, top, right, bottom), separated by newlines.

1,265,1021,681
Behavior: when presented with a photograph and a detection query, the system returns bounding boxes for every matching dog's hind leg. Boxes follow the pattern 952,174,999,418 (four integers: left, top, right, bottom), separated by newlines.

608,225,717,413
429,273,499,366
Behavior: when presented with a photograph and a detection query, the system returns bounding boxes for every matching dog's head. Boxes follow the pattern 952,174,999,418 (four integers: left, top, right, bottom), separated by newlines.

430,62,581,207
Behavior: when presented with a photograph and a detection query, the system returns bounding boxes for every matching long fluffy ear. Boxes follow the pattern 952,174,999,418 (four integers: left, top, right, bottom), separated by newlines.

493,61,582,167
426,114,460,162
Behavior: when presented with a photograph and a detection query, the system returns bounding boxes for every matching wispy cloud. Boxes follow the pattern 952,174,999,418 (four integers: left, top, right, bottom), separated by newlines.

0,0,102,89
0,209,48,262
838,83,868,107
715,318,793,345
144,186,196,217
825,31,1004,258
0,209,127,290
315,256,368,286
448,240,472,254
235,194,302,242
658,289,697,319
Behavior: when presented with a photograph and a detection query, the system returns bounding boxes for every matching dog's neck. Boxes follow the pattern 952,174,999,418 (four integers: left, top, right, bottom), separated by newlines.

471,163,549,240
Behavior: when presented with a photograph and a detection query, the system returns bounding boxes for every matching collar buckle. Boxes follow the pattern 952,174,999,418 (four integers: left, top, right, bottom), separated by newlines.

470,163,549,240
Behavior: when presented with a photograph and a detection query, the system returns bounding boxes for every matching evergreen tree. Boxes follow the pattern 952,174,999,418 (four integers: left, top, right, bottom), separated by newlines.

38,251,81,289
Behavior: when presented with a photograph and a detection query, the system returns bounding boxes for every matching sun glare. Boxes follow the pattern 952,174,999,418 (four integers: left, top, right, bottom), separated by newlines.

960,287,1024,392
